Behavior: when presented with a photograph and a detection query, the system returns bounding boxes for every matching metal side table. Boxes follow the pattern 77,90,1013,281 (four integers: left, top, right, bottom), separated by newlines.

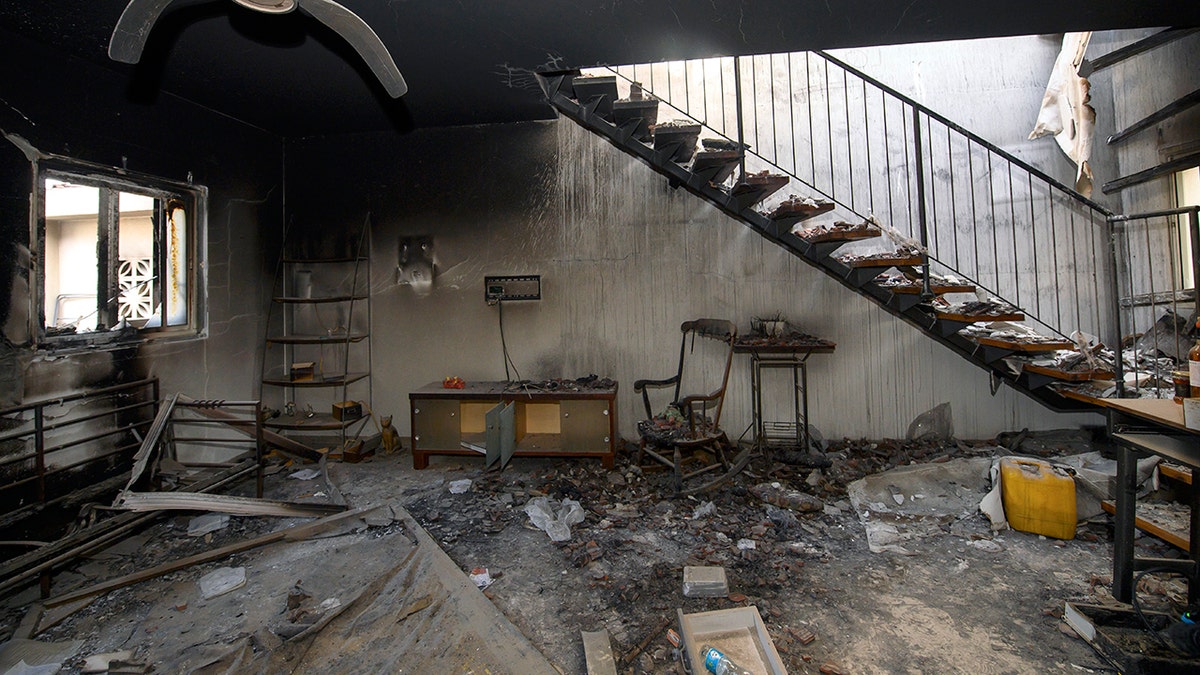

733,335,835,453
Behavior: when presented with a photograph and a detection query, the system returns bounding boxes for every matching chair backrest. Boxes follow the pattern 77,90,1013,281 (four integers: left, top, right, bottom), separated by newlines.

674,318,737,428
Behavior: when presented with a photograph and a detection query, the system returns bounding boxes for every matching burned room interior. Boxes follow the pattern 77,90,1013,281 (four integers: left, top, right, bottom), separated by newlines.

2,1,1200,672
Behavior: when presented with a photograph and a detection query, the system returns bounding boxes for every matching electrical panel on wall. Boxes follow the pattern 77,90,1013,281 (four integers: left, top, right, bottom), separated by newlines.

485,275,541,305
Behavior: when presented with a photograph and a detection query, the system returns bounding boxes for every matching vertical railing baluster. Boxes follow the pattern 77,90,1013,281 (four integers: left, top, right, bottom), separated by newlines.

947,126,959,270
927,115,938,261
1007,162,1020,309
824,58,834,201
988,153,999,297
1049,193,1062,334
1109,219,1125,397
789,53,798,177
864,78,874,216
1189,208,1200,300
1028,174,1039,318
903,104,913,237
843,68,854,211
806,54,815,185
912,106,931,298
729,56,739,178
769,54,778,168
883,90,893,229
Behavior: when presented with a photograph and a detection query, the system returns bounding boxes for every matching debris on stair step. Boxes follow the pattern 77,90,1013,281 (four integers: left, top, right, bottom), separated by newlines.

700,137,748,152
761,194,835,223
651,120,702,163
836,246,923,267
876,269,974,294
794,217,878,240
959,321,1072,347
932,298,1021,318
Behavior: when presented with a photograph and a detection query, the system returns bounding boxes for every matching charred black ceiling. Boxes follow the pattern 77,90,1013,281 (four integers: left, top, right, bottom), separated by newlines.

1,0,1197,138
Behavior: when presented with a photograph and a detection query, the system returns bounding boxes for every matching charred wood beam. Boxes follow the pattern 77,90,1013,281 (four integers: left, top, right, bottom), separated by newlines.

1108,89,1200,145
0,458,257,598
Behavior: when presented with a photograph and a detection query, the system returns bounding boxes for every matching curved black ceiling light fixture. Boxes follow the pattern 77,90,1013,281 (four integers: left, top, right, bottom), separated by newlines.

108,0,408,97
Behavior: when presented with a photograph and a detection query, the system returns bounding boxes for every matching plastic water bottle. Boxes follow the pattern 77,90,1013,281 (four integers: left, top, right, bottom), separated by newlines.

700,644,755,675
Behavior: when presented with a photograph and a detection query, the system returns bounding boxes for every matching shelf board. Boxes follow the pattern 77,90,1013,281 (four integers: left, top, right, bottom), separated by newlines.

262,372,369,388
273,294,367,304
265,333,369,345
264,412,363,431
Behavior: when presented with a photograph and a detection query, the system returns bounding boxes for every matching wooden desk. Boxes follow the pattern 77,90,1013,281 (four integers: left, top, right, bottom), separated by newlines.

1101,397,1200,604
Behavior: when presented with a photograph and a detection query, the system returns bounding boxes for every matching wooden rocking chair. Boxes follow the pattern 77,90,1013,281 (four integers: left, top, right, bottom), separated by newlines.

634,318,738,493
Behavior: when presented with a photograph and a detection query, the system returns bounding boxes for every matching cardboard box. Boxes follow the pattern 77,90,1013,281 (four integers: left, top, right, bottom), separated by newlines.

290,362,315,382
333,400,362,421
678,606,787,675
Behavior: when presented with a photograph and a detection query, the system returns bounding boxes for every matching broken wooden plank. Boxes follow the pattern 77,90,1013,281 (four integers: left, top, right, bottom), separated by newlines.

43,505,380,608
123,393,178,491
113,491,345,518
582,630,619,675
0,459,258,598
178,394,321,462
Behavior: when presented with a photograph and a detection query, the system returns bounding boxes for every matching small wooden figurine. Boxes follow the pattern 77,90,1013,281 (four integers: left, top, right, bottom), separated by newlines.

380,415,401,455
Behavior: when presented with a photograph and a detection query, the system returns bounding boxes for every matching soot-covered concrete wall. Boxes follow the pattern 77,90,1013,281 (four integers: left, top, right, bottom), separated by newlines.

0,26,282,488
286,117,1101,442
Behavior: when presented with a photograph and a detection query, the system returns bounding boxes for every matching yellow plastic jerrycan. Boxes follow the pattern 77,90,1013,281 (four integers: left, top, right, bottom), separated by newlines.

1000,457,1076,540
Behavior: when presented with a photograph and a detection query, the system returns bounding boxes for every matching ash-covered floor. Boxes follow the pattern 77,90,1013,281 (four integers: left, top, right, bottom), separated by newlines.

1,435,1188,674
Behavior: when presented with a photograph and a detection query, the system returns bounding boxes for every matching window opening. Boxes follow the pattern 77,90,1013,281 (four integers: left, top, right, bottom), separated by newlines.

36,161,205,347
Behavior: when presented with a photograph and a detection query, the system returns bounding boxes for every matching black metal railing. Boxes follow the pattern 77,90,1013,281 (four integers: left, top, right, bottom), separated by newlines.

604,51,1121,344
0,379,158,513
1108,206,1200,396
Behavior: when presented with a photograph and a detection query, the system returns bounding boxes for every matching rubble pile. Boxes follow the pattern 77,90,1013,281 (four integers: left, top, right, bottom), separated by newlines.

402,435,1021,673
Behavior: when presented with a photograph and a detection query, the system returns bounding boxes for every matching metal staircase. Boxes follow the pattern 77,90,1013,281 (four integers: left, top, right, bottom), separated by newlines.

536,52,1133,413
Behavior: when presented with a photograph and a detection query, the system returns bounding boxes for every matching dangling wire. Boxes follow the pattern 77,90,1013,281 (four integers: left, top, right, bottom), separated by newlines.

498,301,522,383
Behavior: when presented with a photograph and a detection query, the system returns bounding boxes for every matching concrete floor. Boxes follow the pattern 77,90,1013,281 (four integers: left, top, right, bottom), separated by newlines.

0,442,1181,674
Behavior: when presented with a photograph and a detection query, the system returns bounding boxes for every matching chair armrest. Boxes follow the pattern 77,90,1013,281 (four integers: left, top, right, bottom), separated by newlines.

633,375,679,393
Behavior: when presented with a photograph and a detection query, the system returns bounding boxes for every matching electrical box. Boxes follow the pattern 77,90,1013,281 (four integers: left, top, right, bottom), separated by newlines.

485,275,541,304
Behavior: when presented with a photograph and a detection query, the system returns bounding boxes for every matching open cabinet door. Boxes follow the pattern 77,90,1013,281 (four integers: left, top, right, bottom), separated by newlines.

485,402,516,469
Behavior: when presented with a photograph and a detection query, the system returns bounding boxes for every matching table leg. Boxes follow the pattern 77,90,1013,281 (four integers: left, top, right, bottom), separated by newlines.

1112,443,1137,603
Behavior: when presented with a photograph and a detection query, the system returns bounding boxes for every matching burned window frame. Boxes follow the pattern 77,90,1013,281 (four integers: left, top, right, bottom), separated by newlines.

31,155,207,351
